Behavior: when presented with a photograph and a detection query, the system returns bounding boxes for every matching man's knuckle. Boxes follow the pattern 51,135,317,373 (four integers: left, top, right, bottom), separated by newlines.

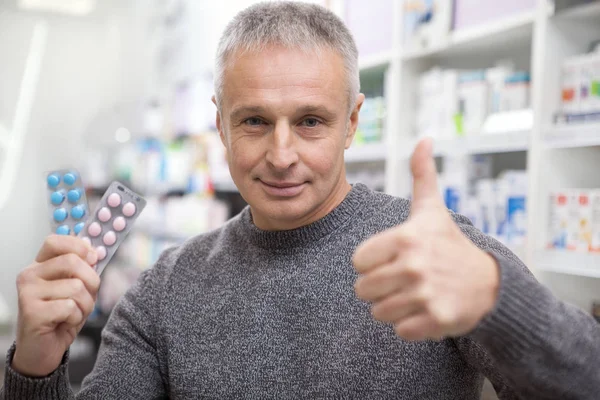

16,268,34,287
64,253,81,269
71,279,85,295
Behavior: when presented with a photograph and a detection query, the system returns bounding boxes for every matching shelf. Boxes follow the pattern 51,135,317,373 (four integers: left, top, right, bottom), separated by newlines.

544,123,600,149
345,142,387,163
401,10,536,61
535,250,600,278
401,132,529,159
554,1,600,21
358,51,394,72
212,176,239,192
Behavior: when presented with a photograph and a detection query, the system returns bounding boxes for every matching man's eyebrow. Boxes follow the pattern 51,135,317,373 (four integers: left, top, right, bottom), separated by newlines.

295,105,337,118
230,106,266,121
229,104,338,121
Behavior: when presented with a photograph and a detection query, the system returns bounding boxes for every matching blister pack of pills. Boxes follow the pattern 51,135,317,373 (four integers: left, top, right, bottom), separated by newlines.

46,169,89,236
77,181,146,275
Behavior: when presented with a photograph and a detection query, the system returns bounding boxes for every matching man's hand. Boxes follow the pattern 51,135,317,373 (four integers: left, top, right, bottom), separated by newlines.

353,138,500,341
12,235,100,377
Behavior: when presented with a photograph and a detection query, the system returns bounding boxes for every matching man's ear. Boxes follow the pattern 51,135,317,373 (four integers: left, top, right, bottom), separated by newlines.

212,95,226,147
345,93,365,149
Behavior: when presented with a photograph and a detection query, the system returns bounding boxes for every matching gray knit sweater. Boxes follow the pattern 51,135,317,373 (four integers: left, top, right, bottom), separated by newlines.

2,184,600,399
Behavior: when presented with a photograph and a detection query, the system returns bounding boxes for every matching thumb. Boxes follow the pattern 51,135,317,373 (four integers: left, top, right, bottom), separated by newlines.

410,138,443,211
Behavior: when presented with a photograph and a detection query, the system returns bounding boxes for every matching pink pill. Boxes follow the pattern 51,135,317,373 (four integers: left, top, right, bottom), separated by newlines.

98,207,111,222
96,246,107,261
107,193,121,208
103,231,117,246
88,222,102,237
113,216,126,232
122,202,136,217
82,237,91,246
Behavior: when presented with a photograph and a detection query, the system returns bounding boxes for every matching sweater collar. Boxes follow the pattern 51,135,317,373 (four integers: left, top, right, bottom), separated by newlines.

237,183,369,250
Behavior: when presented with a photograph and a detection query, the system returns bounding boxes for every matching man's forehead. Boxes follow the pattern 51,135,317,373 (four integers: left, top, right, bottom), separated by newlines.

220,46,347,112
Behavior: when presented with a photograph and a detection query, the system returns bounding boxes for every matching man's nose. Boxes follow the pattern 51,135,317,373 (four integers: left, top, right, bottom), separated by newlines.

265,121,299,171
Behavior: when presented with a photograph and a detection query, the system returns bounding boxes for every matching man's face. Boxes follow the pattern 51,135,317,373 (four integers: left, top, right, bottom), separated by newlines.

215,46,363,230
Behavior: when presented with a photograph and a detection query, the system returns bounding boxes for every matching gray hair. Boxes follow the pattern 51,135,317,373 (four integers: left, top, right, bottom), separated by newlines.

214,1,360,114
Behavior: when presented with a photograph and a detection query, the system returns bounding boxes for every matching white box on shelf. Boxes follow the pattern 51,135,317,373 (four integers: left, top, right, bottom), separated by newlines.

576,190,593,252
501,71,531,112
566,190,583,251
403,0,452,52
560,57,580,115
441,69,459,138
547,191,570,250
591,190,600,253
486,63,515,114
590,52,600,111
457,70,489,135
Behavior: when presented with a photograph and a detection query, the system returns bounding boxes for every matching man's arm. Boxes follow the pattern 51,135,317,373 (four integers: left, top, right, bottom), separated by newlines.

1,258,170,399
456,216,600,399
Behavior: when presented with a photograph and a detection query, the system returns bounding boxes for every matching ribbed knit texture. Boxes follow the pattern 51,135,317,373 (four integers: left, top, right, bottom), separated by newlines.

2,184,599,399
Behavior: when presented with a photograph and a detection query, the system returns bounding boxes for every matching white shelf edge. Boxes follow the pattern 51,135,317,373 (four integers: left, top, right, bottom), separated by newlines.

401,10,536,61
400,132,529,159
345,142,387,163
450,10,536,46
544,123,600,149
535,250,600,279
358,51,394,71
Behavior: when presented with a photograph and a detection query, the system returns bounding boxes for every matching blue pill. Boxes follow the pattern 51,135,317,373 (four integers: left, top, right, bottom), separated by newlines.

47,174,61,188
67,189,82,203
63,173,77,186
71,205,85,220
53,208,68,222
73,222,85,235
56,225,70,235
50,191,65,205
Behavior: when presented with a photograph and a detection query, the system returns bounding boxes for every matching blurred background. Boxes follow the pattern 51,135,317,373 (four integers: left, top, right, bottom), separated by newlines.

0,0,599,397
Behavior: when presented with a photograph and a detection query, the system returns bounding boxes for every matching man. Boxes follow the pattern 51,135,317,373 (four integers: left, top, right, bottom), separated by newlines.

1,2,599,399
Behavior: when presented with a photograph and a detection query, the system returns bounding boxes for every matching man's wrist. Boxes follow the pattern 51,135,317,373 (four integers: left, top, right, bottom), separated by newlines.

11,346,56,378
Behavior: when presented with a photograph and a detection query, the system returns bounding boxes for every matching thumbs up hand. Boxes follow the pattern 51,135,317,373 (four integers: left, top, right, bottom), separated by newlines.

353,138,500,341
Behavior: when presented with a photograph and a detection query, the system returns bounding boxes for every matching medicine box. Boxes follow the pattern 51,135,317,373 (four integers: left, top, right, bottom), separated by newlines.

547,191,569,249
591,191,600,253
576,191,593,252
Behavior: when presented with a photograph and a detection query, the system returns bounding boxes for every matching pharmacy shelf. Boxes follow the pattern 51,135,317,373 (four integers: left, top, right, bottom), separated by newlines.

544,123,600,149
212,176,239,192
400,132,529,159
535,250,600,279
554,1,600,21
358,51,394,72
401,10,536,61
345,142,387,163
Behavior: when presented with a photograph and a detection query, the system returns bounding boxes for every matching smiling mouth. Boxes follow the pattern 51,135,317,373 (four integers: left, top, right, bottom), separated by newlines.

258,180,307,197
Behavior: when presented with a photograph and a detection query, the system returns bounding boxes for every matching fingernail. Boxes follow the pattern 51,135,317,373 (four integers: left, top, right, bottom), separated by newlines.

86,250,98,265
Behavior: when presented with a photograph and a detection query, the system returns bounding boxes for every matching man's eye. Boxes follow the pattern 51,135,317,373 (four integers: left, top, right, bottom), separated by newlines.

301,118,320,128
244,117,264,126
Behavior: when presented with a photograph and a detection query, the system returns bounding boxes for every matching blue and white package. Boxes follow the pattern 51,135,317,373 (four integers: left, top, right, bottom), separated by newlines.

45,169,89,236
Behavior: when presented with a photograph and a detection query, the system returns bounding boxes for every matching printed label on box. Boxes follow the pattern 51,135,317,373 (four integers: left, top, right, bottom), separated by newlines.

591,191,600,252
